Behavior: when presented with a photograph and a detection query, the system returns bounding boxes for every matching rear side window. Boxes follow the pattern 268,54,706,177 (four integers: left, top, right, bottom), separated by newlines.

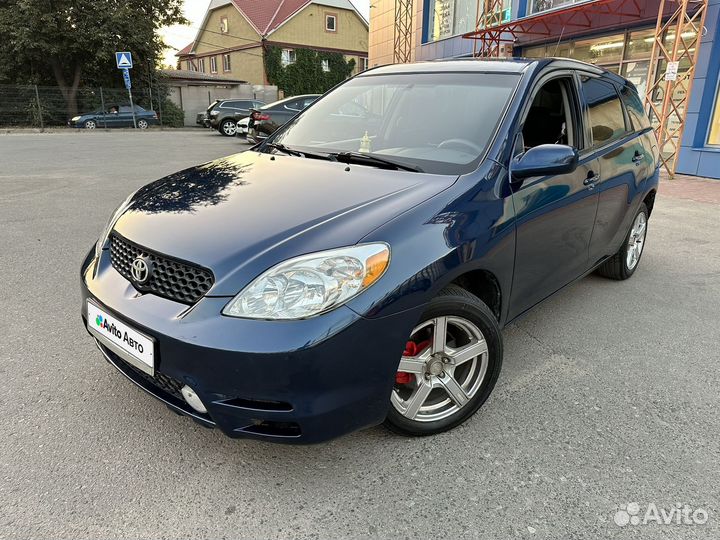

581,77,629,147
221,101,243,109
620,86,652,131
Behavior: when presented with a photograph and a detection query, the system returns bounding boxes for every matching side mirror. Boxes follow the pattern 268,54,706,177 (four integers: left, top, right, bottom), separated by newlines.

511,144,579,180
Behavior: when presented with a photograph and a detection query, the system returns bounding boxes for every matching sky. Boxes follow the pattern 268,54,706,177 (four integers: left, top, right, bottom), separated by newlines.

160,0,371,67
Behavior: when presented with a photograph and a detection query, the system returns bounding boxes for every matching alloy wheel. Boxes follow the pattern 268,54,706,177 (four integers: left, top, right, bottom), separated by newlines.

138,119,148,130
626,212,647,270
222,121,237,136
391,316,489,422
85,120,96,129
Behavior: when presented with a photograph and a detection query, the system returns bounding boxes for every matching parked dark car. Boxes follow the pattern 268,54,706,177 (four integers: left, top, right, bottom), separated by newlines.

207,99,266,136
69,105,158,129
247,94,319,144
81,58,659,444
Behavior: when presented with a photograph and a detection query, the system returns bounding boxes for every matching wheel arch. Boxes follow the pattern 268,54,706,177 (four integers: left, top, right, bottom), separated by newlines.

643,189,657,217
448,269,502,322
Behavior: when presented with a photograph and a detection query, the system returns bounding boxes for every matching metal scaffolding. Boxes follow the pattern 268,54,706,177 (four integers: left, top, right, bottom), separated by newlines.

472,0,508,57
394,0,414,63
645,0,708,176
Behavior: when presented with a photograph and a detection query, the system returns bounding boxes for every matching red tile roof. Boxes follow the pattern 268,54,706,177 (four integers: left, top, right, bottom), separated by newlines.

232,0,310,35
175,41,195,56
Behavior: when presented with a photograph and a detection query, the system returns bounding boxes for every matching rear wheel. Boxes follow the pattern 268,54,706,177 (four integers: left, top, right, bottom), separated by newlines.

596,203,648,280
219,119,237,136
137,119,149,130
384,285,503,436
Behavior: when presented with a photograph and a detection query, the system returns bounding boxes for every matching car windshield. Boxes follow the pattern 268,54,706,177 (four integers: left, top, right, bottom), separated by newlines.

271,72,519,174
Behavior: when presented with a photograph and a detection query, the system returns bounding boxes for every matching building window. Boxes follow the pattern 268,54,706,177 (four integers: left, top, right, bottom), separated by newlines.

321,59,330,72
223,53,231,72
220,16,229,34
529,0,584,14
210,56,217,73
281,49,296,67
708,81,720,146
198,58,205,73
325,13,337,32
426,0,509,42
360,57,369,71
186,60,195,72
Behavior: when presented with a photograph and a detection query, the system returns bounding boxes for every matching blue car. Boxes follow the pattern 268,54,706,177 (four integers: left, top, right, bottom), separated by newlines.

81,58,659,443
69,104,158,129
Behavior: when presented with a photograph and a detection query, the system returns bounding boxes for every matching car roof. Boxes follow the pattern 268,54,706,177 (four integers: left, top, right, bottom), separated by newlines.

359,57,630,86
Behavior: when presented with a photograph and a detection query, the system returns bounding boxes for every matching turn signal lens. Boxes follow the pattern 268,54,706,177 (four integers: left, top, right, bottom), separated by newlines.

362,248,390,287
223,243,390,320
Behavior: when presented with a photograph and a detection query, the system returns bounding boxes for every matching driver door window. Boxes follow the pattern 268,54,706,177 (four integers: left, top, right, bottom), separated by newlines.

521,77,577,152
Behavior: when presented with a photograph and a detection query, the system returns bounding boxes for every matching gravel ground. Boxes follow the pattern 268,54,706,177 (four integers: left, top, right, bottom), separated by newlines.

1,130,718,539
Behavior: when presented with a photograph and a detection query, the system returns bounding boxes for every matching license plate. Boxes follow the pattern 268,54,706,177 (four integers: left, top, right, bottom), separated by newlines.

87,300,155,375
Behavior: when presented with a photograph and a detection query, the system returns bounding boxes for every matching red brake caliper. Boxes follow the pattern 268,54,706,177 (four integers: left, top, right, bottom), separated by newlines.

396,339,431,384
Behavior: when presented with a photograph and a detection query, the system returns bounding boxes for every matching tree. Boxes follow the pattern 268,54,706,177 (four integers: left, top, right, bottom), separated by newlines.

0,0,186,118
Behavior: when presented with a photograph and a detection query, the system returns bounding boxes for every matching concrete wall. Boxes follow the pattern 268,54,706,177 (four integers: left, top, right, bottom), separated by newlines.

167,83,278,126
675,0,720,179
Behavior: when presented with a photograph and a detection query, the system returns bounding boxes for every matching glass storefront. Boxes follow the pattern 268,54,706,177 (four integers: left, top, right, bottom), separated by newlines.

522,27,696,103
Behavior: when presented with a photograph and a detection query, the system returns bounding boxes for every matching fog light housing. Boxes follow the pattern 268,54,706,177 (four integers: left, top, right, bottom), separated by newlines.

181,385,207,414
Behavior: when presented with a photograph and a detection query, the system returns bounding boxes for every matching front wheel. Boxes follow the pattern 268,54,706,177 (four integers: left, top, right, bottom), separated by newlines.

83,120,96,129
219,119,237,136
596,203,649,280
384,285,503,436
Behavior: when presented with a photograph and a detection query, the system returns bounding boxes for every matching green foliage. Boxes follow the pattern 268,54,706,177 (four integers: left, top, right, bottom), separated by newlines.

264,46,356,96
0,0,186,116
159,98,184,128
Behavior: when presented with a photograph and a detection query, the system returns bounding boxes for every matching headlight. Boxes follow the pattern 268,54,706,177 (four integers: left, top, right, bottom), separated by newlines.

223,243,390,320
71,116,81,122
210,110,219,116
94,191,137,259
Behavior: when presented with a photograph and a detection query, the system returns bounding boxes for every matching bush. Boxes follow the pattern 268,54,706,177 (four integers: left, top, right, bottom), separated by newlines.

159,98,184,127
264,46,355,96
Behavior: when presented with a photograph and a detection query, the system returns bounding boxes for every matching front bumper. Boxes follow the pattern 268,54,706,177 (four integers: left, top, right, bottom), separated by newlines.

81,249,421,444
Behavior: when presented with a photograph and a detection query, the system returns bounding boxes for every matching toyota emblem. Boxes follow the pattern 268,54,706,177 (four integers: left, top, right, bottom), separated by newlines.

130,256,152,284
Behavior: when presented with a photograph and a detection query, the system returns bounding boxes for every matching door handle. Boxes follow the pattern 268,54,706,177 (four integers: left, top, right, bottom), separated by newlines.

632,151,644,163
583,172,599,186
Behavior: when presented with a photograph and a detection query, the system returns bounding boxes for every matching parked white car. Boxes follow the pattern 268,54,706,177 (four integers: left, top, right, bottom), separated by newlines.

236,117,249,137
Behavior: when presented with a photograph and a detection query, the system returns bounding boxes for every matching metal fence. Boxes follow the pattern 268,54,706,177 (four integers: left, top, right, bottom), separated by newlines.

0,84,165,128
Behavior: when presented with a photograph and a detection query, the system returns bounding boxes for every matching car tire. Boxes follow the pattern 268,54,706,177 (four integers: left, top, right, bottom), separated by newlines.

137,119,149,130
83,120,96,129
596,203,649,280
219,119,237,136
384,285,503,437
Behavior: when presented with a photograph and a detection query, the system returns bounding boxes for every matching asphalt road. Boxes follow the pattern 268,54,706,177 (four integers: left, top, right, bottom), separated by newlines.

1,130,718,539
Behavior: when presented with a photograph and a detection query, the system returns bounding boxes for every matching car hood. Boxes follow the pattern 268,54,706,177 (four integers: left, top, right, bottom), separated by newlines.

112,151,457,296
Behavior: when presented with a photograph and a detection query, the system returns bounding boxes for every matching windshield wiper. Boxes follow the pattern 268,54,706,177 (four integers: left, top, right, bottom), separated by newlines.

330,151,422,173
265,142,336,161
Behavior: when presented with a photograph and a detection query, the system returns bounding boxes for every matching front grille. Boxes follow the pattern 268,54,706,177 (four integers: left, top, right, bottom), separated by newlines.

110,233,214,305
